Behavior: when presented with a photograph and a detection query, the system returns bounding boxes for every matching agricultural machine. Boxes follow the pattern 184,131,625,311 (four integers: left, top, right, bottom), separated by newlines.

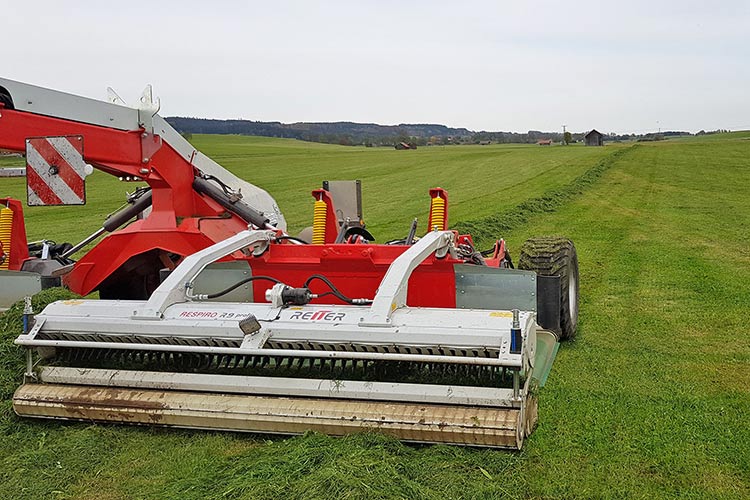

0,77,578,449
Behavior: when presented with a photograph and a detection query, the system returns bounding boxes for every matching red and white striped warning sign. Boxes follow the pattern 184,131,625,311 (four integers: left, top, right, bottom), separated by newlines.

26,136,92,206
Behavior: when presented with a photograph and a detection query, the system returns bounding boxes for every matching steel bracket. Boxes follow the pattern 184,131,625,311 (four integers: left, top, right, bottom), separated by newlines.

137,85,162,163
360,230,455,326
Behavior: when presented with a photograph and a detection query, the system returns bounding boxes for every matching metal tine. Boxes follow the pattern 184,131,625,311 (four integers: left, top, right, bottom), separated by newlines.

310,357,321,373
243,355,253,368
49,340,512,390
196,353,206,369
66,348,77,363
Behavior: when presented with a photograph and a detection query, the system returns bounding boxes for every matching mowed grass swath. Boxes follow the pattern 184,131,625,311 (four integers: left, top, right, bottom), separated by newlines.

1,133,749,498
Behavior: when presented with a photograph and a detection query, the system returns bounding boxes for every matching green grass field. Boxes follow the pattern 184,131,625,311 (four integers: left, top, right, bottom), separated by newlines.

2,139,615,244
1,134,749,499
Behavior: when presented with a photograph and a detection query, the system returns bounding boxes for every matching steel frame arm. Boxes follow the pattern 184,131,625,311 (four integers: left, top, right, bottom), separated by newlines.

0,77,288,296
362,230,455,326
0,77,285,228
133,228,276,319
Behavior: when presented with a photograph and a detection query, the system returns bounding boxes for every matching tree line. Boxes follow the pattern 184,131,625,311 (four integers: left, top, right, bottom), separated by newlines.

168,117,703,147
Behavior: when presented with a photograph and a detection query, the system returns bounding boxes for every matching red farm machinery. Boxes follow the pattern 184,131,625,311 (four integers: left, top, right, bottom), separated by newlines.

0,78,578,449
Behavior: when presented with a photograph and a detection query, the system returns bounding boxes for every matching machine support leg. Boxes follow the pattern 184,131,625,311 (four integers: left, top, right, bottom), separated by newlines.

23,296,36,381
25,349,34,380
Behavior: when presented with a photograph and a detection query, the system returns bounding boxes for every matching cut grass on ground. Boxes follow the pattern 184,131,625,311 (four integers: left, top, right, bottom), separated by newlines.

1,132,749,499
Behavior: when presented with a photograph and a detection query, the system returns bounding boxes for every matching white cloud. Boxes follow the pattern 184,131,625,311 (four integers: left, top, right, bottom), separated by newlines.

2,0,748,133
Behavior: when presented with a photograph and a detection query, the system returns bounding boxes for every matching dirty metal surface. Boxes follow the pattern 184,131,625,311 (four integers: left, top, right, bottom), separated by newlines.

37,367,520,408
13,383,532,448
0,270,42,309
454,265,537,312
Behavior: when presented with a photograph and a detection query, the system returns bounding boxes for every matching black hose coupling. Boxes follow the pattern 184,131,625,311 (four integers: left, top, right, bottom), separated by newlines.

265,283,314,307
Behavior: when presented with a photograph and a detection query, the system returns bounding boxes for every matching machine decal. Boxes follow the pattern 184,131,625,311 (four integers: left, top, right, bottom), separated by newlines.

179,310,220,318
489,311,513,318
289,310,346,321
26,136,91,206
177,310,256,320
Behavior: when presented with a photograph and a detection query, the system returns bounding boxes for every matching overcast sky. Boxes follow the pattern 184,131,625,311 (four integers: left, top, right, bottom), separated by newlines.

4,1,749,134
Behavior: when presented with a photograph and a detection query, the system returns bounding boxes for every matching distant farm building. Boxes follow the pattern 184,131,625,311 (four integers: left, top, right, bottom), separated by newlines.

0,167,26,177
395,142,417,150
584,129,604,146
537,139,552,146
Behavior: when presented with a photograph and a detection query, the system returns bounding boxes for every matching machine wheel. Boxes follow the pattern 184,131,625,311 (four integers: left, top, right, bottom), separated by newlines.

518,237,579,340
0,91,14,110
98,250,165,300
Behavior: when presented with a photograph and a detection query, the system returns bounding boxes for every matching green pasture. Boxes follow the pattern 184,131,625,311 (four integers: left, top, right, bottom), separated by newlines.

1,139,613,244
1,133,749,498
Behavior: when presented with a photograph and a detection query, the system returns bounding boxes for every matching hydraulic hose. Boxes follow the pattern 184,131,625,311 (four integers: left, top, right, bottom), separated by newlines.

102,190,153,232
61,190,153,259
193,176,273,230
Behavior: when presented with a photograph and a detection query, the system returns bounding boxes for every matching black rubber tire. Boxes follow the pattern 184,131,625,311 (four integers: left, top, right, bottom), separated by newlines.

0,91,14,110
98,250,165,300
518,237,579,340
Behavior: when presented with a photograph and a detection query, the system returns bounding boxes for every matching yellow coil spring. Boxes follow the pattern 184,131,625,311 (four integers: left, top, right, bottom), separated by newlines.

430,195,446,230
0,206,13,270
312,199,328,245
